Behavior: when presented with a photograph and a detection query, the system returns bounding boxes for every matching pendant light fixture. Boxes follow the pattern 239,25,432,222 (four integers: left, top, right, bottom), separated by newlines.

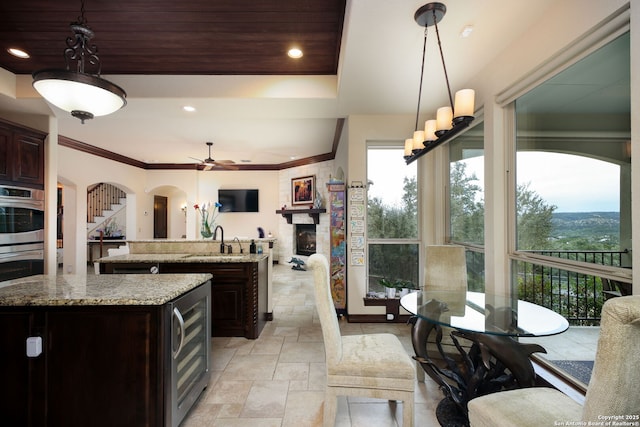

404,3,474,164
32,0,126,124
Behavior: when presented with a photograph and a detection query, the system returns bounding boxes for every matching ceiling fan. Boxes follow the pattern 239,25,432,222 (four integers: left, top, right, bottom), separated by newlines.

189,142,238,170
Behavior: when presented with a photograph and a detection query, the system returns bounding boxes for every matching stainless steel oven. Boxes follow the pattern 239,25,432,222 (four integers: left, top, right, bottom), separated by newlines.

0,185,45,281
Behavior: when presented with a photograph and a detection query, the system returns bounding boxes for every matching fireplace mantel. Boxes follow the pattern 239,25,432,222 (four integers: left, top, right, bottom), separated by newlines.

276,208,326,224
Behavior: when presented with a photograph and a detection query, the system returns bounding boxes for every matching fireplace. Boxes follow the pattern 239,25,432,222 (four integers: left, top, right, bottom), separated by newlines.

295,224,316,256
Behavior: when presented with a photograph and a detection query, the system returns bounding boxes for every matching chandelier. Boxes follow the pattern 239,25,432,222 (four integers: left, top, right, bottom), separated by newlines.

404,3,474,164
32,0,126,124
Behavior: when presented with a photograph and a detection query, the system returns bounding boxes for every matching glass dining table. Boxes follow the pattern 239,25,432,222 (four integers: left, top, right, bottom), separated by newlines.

400,290,569,426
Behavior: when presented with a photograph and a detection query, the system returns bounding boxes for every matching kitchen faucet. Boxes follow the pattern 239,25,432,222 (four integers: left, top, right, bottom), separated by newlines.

213,225,225,253
232,237,244,254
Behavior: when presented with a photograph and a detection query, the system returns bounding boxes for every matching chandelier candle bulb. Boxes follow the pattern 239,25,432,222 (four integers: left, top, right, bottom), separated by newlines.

404,138,414,156
424,119,437,141
413,130,425,149
453,89,475,118
436,106,453,132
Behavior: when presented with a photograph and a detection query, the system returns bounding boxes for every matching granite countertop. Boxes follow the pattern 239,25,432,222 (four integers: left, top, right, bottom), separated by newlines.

0,273,212,307
96,253,269,263
127,238,276,242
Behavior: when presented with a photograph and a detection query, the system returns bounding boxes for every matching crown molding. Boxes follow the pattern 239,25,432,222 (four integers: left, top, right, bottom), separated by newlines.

59,118,345,171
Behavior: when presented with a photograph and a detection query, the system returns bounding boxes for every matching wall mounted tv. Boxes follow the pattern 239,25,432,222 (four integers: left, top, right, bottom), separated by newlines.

218,189,259,212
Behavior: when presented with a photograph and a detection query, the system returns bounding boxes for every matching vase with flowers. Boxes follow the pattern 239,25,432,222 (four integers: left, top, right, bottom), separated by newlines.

194,201,222,238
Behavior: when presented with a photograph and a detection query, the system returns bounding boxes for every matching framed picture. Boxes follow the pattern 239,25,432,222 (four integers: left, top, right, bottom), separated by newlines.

292,175,315,206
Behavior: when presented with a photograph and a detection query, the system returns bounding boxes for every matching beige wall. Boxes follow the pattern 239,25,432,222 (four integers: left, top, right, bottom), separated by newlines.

56,151,281,273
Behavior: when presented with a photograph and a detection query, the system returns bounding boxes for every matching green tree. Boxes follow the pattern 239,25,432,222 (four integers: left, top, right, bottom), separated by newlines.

367,176,419,291
449,162,484,244
516,182,556,250
367,176,417,239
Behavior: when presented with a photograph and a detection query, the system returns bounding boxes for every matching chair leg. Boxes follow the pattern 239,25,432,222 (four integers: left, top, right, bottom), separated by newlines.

323,388,337,427
415,360,425,382
402,396,414,427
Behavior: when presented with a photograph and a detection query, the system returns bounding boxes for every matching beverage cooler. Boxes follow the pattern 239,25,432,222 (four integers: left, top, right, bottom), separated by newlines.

167,281,211,427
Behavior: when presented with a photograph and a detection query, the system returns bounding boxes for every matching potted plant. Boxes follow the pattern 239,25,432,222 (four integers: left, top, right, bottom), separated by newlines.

379,278,417,299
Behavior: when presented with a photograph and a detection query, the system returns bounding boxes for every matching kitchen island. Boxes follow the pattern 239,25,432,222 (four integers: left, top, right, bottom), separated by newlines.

0,273,212,427
98,251,270,339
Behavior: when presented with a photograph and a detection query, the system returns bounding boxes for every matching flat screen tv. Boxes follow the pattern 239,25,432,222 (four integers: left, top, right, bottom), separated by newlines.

218,189,259,212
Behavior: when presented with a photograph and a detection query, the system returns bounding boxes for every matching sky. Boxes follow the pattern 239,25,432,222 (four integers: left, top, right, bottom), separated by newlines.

515,152,620,213
367,149,620,213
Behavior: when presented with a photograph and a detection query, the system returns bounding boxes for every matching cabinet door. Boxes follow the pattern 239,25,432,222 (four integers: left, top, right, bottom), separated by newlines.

0,125,12,182
0,121,45,188
14,131,44,187
45,307,163,427
0,311,46,427
211,282,246,336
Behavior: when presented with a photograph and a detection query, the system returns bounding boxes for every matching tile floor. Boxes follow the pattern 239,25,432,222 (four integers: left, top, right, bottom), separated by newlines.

181,263,442,427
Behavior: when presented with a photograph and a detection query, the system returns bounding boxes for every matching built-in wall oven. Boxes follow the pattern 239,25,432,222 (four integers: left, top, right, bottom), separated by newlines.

0,185,45,281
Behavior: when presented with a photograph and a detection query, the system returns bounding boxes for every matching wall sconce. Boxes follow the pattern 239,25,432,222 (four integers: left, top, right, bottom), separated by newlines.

180,204,187,215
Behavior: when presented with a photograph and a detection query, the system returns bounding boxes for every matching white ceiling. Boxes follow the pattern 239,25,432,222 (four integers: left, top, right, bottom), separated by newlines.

2,0,560,166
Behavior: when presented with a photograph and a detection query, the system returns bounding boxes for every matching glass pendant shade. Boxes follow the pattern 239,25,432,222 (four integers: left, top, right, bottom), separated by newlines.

33,70,126,122
31,1,127,123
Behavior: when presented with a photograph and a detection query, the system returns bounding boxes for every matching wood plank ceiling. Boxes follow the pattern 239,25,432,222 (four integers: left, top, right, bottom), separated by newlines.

0,0,346,76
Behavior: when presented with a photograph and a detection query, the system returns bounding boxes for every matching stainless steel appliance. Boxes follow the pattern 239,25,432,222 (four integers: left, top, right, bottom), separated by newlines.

0,185,44,281
167,280,211,427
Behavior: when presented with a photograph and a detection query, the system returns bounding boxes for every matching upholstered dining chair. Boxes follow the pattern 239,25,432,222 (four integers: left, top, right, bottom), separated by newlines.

308,254,415,427
467,295,640,426
422,245,469,365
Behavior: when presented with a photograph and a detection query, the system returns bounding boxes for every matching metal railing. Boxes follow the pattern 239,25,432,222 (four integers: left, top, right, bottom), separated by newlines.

461,249,629,325
515,250,630,325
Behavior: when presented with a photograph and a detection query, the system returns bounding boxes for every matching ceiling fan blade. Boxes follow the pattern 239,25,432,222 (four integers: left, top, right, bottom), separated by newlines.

188,156,204,163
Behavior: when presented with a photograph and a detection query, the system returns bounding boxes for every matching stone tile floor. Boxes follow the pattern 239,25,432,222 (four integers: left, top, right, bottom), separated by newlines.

181,263,442,427
80,259,597,423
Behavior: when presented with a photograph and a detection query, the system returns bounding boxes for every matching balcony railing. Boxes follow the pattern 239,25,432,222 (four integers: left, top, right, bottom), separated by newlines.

516,250,629,325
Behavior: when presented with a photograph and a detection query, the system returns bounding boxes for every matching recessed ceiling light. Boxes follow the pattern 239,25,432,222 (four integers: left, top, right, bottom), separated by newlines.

7,48,30,59
288,48,303,59
460,25,474,38
183,105,196,112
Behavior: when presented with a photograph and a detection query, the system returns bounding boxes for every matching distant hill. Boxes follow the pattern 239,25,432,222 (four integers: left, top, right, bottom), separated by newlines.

551,212,619,243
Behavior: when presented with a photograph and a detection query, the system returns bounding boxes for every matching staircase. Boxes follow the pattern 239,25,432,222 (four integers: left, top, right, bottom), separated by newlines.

87,183,127,237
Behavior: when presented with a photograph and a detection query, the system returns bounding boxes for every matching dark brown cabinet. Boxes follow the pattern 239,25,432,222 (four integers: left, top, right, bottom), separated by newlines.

0,280,211,427
0,120,46,189
0,311,45,427
0,305,164,427
161,261,267,339
100,259,268,339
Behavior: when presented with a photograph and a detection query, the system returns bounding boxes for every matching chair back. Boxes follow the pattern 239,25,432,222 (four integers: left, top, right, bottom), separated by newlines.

308,254,342,367
425,245,467,315
583,295,640,420
424,245,467,291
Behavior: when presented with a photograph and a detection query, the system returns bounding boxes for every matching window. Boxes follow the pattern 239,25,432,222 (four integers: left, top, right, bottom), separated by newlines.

512,32,630,387
449,121,484,245
367,144,419,293
448,121,485,291
514,31,631,278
